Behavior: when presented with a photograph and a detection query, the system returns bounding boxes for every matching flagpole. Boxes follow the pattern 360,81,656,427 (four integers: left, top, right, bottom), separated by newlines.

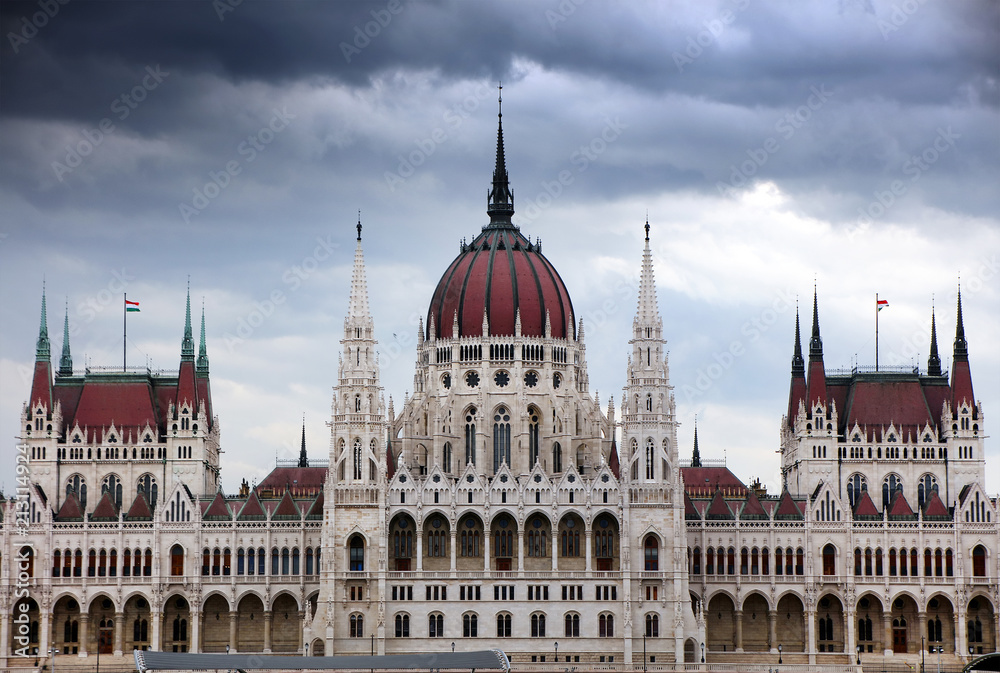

124,293,127,372
875,292,879,372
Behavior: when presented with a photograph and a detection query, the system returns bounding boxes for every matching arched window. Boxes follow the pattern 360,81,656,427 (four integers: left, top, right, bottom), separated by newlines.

258,547,266,575
972,545,986,577
170,544,184,576
553,442,562,473
66,474,88,509
847,473,867,508
882,474,902,508
531,613,546,637
644,536,658,571
292,548,300,575
645,614,659,638
599,614,614,637
645,438,655,480
564,613,580,637
350,614,364,638
394,614,409,638
528,408,540,467
350,536,365,571
463,613,478,638
136,473,158,507
429,613,444,638
443,442,452,473
692,547,701,574
102,474,123,508
271,547,280,575
493,406,511,472
465,408,477,466
918,474,938,507
246,548,255,576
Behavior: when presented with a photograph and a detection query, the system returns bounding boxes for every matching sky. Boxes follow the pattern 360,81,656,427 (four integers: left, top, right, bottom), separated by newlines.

1,0,997,497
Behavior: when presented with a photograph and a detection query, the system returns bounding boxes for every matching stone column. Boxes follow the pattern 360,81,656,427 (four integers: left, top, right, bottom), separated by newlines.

483,527,491,572
918,611,927,655
517,527,524,575
807,607,817,663
883,615,893,656
1,609,11,658
296,611,304,651
228,612,237,653
734,610,744,652
551,527,558,572
768,610,778,653
585,529,592,573
190,608,201,654
845,603,856,657
416,531,423,572
39,610,51,661
197,612,206,654
151,611,163,652
78,615,89,657
263,611,272,653
450,530,457,573
113,612,124,656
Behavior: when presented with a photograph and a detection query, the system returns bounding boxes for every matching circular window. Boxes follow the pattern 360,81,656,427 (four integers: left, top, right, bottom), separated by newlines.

465,518,475,528
466,371,480,387
399,474,407,483
859,598,870,609
534,474,542,483
498,517,508,528
495,407,510,423
553,373,561,389
433,474,441,483
399,519,408,528
566,519,575,528
533,518,542,528
432,518,441,529
928,598,939,609
494,370,510,387
500,474,508,483
599,518,609,529
524,371,538,387
442,373,451,389
893,598,904,609
568,473,576,483
466,474,474,483
601,474,610,483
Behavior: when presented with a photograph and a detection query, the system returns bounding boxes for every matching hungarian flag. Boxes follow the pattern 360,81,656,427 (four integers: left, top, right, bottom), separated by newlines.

877,299,888,312
125,298,140,313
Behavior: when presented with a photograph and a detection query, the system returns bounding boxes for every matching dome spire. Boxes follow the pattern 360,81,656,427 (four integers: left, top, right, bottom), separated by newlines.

59,299,73,376
487,82,514,226
181,279,195,359
927,300,942,376
36,282,50,360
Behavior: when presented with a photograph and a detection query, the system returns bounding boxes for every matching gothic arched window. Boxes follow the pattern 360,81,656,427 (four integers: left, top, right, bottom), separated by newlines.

493,407,511,472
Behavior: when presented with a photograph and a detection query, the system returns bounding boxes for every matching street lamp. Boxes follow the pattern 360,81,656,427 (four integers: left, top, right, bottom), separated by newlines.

50,646,57,673
857,644,862,665
554,641,558,663
700,642,705,663
643,633,647,673
778,644,782,664
451,642,455,653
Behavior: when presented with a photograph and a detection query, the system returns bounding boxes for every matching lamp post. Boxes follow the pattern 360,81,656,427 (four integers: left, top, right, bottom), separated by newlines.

921,637,925,673
451,642,455,653
700,642,704,663
857,644,862,665
643,633,647,673
935,645,941,673
554,641,558,664
778,644,782,665
50,646,57,673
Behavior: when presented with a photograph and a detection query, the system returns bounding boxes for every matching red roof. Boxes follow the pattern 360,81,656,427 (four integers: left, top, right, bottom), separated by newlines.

237,491,266,519
854,490,880,517
706,489,734,519
741,490,768,518
203,492,231,519
74,380,157,430
681,466,747,498
55,493,84,521
608,440,620,479
951,359,975,409
923,490,949,518
258,466,327,497
29,360,52,410
427,226,574,339
125,492,152,520
684,492,700,518
306,492,324,518
888,490,915,517
272,490,301,518
91,491,119,520
845,380,933,442
774,490,803,519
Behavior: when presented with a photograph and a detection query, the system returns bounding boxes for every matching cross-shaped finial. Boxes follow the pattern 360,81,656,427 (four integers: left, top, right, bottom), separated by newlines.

498,81,503,116
644,216,650,242
357,210,362,241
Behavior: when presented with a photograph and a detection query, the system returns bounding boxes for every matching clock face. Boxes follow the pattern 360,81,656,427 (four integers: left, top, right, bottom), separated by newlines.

465,371,479,387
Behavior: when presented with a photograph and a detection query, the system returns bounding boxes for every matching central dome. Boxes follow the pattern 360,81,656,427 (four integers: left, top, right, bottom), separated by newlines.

426,96,574,341
427,225,575,339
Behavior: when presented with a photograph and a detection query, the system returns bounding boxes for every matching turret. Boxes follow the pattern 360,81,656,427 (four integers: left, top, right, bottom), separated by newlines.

951,287,975,409
786,306,807,427
806,287,827,412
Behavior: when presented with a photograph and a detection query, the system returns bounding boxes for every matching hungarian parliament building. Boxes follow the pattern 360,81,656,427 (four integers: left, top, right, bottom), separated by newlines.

3,111,997,669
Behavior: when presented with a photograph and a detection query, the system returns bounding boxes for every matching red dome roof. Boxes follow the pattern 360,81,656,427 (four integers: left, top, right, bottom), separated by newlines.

428,225,575,339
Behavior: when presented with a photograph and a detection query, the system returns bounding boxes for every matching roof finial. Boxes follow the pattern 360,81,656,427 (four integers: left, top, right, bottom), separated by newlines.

809,282,823,358
182,277,194,358
36,281,51,360
299,414,308,468
357,211,362,241
644,214,650,242
487,82,514,226
791,300,804,375
59,298,73,376
928,298,942,376
954,279,968,360
197,298,209,372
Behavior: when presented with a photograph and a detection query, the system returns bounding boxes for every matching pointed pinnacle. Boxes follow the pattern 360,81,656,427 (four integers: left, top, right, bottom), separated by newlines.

59,299,73,375
36,283,51,359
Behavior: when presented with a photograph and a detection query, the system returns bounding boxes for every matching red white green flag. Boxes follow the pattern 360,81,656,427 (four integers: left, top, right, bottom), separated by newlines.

125,299,140,313
877,299,888,312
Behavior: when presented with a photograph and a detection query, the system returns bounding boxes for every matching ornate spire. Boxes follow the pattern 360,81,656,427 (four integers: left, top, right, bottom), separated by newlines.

487,82,514,226
298,415,308,468
791,304,804,376
347,215,372,323
691,420,702,468
197,300,209,372
635,219,661,327
809,285,823,358
953,285,968,361
181,280,195,358
36,283,50,360
927,303,942,376
59,300,73,376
